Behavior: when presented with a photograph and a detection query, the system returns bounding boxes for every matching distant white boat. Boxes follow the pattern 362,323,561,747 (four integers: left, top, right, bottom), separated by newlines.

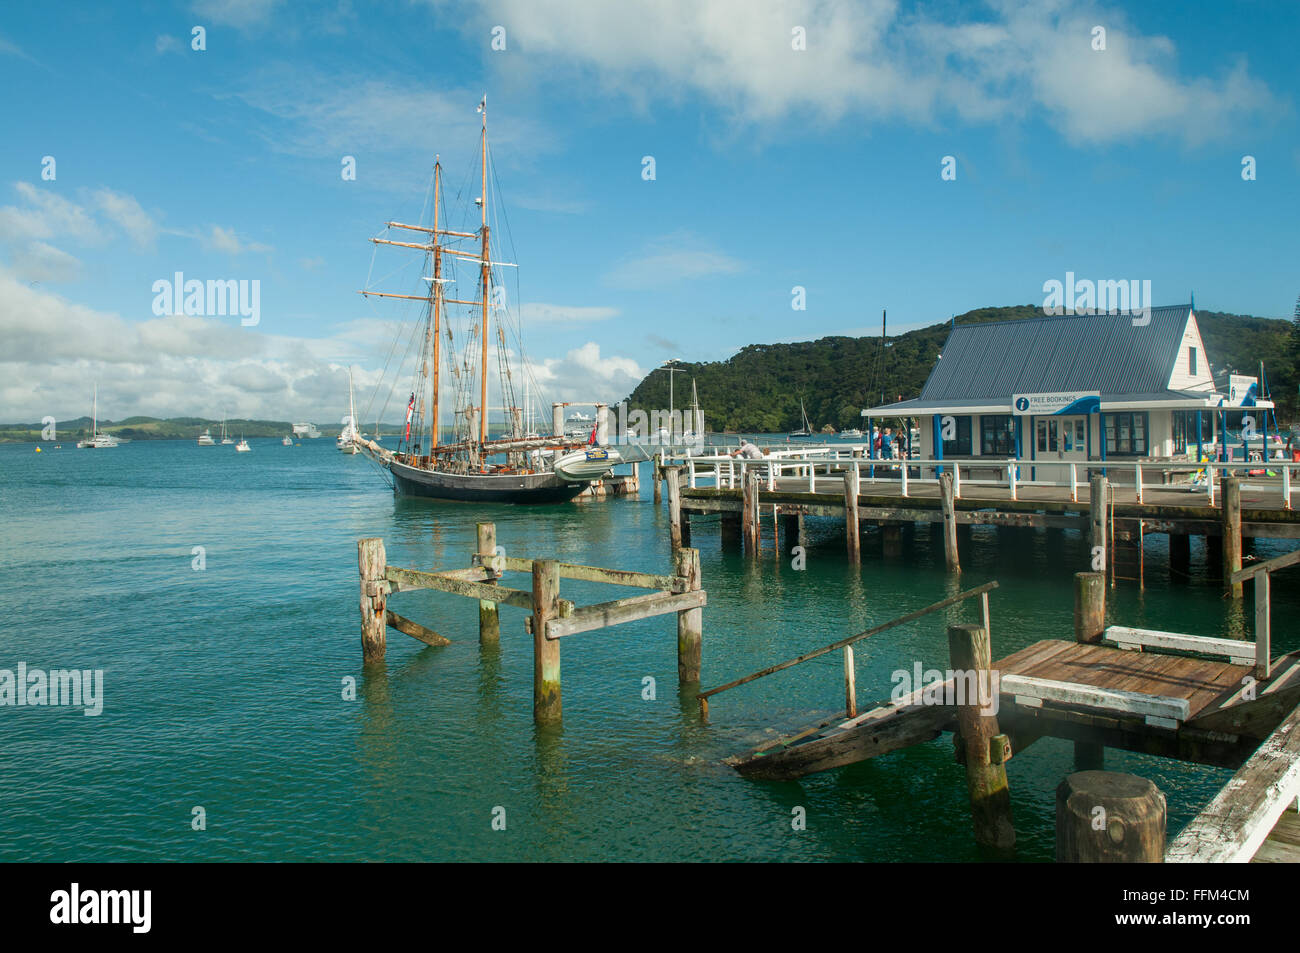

294,422,321,439
553,446,624,480
338,367,360,454
282,435,293,446
197,428,216,446
220,415,234,445
235,437,251,453
76,384,120,449
839,427,863,439
789,398,813,437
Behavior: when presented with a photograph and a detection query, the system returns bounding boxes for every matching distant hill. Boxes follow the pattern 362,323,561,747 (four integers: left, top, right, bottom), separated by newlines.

621,304,1297,432
0,417,405,444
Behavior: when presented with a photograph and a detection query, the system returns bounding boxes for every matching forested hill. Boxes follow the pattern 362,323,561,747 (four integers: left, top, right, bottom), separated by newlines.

621,304,1298,433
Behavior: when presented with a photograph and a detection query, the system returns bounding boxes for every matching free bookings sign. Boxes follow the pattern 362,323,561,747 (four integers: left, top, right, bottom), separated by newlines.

1011,392,1101,416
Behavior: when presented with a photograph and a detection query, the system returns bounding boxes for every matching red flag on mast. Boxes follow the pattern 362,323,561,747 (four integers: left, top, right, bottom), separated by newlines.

403,393,415,443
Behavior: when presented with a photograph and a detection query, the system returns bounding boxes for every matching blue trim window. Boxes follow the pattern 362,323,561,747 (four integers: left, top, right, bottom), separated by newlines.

942,415,972,455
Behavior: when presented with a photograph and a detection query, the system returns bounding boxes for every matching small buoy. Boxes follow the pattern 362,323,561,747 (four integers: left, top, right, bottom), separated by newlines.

35,447,41,453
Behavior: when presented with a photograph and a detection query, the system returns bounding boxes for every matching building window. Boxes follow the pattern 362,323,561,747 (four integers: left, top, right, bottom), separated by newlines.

1188,347,1197,376
1103,412,1149,456
981,415,1015,456
942,415,972,455
1172,410,1202,454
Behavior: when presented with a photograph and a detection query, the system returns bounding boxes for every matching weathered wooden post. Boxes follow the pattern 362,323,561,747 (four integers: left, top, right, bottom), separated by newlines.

720,514,742,549
844,462,861,564
882,523,902,558
742,470,761,554
1089,474,1109,579
1255,570,1271,679
666,465,683,555
476,521,500,645
531,559,562,725
1222,475,1242,599
1056,771,1166,862
947,623,1015,851
358,537,388,663
940,471,960,573
843,644,858,718
675,546,703,684
653,451,663,505
1073,570,1107,770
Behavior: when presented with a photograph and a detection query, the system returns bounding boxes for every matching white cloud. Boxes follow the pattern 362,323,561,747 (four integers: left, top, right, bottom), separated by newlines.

437,0,1279,144
9,241,81,283
519,303,619,325
0,183,99,245
203,225,273,255
94,189,159,248
191,0,281,29
154,34,183,54
605,233,745,289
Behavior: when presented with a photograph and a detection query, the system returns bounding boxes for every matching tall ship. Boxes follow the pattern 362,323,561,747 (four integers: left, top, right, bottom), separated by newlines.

357,98,620,502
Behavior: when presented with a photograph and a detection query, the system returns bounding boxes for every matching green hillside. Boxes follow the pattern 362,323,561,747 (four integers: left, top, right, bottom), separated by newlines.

622,305,1297,432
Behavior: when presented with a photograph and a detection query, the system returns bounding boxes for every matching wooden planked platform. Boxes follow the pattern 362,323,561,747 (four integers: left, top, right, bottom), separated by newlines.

1251,810,1300,863
731,640,1293,781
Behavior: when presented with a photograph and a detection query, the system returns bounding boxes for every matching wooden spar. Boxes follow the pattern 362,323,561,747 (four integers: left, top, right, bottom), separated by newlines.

442,298,483,306
479,100,489,449
948,622,1015,851
532,558,562,724
358,290,434,302
698,581,999,705
546,589,706,640
370,237,436,252
386,220,477,239
385,609,451,647
477,522,500,644
487,555,678,591
431,159,442,448
1166,701,1300,862
384,566,539,611
676,547,703,684
1056,772,1166,862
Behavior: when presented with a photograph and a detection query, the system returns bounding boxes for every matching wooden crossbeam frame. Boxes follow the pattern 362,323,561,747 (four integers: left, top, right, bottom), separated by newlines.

999,674,1190,728
474,554,680,592
545,590,707,640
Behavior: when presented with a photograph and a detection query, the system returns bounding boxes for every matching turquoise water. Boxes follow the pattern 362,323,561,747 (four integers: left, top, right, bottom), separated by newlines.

1,439,1295,862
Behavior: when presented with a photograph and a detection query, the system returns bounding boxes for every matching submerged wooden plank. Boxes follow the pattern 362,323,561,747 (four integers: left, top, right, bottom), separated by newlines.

385,609,451,647
1167,703,1300,863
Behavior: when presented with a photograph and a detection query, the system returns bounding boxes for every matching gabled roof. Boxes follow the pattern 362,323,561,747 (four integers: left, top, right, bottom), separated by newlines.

917,306,1193,402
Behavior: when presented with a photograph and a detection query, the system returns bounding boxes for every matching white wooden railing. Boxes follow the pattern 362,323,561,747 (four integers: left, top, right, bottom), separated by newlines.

672,450,1297,510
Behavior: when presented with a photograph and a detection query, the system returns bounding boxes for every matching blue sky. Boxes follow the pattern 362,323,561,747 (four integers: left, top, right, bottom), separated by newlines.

1,0,1297,423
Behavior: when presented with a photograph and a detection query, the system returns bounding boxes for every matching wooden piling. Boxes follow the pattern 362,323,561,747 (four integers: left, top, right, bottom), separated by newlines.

531,559,562,725
476,521,500,645
843,644,857,718
358,537,388,663
742,470,761,554
844,463,861,564
675,547,703,684
1056,771,1166,862
947,623,1015,851
666,465,683,555
940,471,960,573
653,452,663,505
1222,476,1242,599
1073,571,1107,769
882,523,902,558
720,514,742,550
1089,474,1109,575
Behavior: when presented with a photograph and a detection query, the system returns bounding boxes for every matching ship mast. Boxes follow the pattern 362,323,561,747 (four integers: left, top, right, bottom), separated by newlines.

430,158,442,449
478,96,490,452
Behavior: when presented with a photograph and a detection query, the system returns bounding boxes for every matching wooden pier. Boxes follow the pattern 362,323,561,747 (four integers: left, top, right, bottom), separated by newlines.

703,553,1300,860
664,448,1300,589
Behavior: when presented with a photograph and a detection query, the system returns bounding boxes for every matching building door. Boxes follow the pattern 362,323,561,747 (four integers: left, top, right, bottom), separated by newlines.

1034,416,1088,484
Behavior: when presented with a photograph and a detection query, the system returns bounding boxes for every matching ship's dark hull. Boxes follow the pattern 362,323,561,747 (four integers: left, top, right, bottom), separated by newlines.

388,459,591,503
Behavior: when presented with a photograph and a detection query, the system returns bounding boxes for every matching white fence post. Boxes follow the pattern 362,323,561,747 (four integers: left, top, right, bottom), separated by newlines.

952,461,962,500
1008,460,1018,501
1135,463,1143,504
1283,464,1292,511
901,458,909,498
689,458,697,489
1208,464,1216,507
1069,462,1078,502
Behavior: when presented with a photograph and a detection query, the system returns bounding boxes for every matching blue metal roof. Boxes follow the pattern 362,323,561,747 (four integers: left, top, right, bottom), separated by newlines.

919,306,1193,402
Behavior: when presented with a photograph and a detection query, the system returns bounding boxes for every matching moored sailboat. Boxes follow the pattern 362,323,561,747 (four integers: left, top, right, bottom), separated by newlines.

338,367,360,454
357,97,620,502
76,384,120,448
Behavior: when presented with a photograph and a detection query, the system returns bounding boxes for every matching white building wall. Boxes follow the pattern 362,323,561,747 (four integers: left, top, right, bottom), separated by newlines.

1167,313,1215,392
